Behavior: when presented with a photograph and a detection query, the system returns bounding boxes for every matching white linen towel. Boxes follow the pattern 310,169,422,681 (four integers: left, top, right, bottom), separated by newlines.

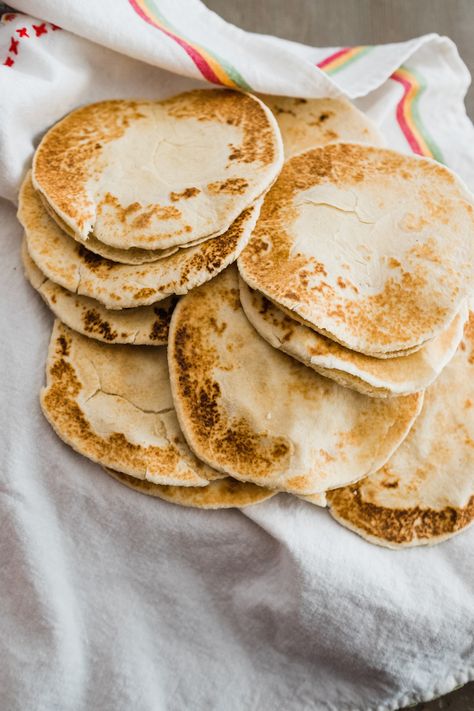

1,3,473,710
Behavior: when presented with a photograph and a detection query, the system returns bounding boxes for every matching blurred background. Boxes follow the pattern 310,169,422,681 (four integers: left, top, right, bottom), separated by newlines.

206,0,474,118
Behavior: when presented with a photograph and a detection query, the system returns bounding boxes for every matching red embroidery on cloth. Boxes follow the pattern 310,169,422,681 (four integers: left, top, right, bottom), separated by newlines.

2,19,60,69
9,37,19,54
2,14,17,23
33,23,47,37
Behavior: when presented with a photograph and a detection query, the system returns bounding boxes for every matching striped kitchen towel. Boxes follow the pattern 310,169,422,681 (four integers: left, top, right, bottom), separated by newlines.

1,5,474,711
0,0,473,201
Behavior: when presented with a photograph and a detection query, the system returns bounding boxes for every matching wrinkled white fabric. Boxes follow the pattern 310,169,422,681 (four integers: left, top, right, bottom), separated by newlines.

1,3,474,710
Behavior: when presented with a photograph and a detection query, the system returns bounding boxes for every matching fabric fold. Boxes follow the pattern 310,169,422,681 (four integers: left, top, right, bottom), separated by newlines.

1,3,474,710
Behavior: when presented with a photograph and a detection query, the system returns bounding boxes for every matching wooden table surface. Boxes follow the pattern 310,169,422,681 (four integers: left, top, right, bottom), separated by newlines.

203,2,474,710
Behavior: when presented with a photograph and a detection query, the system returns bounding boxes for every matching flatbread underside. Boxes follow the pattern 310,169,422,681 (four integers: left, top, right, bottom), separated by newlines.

104,468,277,508
19,172,261,309
239,279,468,397
23,241,176,345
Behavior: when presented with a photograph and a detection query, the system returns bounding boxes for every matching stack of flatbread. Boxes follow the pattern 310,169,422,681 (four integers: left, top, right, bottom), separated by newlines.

19,89,474,548
19,90,285,344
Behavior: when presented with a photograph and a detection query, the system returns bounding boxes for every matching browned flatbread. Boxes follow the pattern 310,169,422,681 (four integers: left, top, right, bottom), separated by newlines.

23,241,176,345
39,192,182,264
168,266,423,495
327,313,474,547
238,143,474,356
41,320,227,486
239,279,468,397
32,91,283,250
260,95,383,156
104,468,276,508
19,172,261,309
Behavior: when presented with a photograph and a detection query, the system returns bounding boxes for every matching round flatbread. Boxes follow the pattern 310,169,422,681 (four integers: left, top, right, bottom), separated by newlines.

327,313,474,548
239,280,468,397
39,182,250,265
40,191,181,264
260,95,383,156
22,241,175,345
238,143,474,356
19,173,261,309
41,320,227,486
104,468,276,509
168,267,423,495
32,90,283,250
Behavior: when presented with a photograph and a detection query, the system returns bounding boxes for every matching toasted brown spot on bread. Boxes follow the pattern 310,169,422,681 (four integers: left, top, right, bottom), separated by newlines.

170,187,201,202
57,334,71,357
133,288,157,301
82,309,119,341
149,298,178,342
96,193,182,230
77,245,108,269
208,178,249,194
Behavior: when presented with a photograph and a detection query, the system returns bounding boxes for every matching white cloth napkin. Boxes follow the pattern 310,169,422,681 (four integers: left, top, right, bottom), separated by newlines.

1,3,474,710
